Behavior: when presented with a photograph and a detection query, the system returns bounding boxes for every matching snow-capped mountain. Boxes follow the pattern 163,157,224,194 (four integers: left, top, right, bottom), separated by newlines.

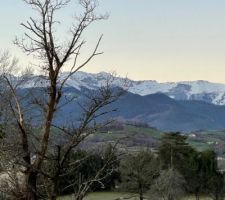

63,72,225,105
18,71,225,106
128,80,225,105
8,71,225,131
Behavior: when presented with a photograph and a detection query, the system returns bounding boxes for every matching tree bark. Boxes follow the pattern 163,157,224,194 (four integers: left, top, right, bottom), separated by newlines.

48,179,58,200
49,191,57,200
139,185,143,200
75,194,85,200
23,171,38,200
195,192,199,200
215,193,219,200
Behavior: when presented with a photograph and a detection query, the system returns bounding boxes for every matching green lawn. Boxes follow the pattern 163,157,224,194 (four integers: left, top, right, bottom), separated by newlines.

58,192,138,200
58,192,212,200
183,197,211,200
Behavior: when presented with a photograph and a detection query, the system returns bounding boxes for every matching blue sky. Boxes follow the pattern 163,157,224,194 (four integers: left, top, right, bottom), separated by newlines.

0,0,225,82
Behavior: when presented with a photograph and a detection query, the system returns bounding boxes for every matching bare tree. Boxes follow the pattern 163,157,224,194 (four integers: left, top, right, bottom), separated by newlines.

0,0,124,200
120,150,159,200
40,82,123,200
149,168,186,200
57,144,121,200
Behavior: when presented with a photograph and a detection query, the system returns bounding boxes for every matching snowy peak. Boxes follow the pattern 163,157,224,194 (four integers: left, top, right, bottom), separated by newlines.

17,71,225,106
64,72,225,105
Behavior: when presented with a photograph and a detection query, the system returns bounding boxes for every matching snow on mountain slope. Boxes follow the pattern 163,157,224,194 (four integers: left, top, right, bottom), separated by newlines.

65,72,225,105
181,80,225,95
128,81,177,95
16,71,225,105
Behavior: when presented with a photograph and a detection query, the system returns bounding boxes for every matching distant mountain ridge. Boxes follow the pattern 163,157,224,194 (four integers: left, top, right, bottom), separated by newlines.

56,90,225,132
8,72,225,132
19,71,225,105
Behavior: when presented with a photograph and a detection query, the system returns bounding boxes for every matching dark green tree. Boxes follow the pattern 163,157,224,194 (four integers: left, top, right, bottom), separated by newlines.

207,172,224,200
55,145,119,197
158,132,194,171
181,149,223,200
184,150,202,200
158,132,225,200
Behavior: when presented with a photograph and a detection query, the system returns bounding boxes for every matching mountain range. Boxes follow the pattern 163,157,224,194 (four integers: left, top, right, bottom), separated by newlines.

20,71,225,106
62,71,225,106
13,71,225,132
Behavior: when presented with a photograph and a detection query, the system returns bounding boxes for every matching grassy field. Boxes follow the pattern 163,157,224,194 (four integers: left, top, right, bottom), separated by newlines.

58,192,212,200
58,192,137,200
92,125,214,152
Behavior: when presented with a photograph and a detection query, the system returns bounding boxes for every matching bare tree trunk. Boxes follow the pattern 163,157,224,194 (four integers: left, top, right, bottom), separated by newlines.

24,171,38,200
75,194,85,200
49,189,57,200
168,195,174,200
4,0,111,199
195,192,199,200
49,179,58,200
215,193,219,200
139,184,143,200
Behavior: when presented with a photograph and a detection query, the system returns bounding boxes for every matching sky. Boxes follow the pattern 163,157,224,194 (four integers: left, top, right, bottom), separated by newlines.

0,0,225,82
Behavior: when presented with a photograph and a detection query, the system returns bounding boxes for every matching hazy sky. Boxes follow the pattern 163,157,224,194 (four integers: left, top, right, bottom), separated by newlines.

0,0,225,82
